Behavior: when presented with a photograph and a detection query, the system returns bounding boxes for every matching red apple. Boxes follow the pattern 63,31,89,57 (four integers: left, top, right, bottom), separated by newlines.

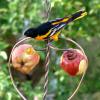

60,49,88,76
12,44,40,74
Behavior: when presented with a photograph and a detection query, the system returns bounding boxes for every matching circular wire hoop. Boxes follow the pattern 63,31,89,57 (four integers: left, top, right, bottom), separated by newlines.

8,37,31,100
48,37,88,100
63,38,88,100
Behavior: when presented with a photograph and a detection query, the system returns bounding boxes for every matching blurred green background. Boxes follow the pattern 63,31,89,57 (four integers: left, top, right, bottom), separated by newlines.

0,0,100,100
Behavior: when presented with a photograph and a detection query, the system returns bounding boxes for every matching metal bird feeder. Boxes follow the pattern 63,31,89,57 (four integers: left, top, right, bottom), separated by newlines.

8,0,88,100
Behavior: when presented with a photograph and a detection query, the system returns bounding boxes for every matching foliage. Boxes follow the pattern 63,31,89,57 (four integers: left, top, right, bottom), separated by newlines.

0,0,100,100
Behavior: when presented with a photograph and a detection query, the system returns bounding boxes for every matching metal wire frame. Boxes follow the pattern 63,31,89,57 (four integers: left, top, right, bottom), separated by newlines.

43,39,50,100
43,0,52,99
8,37,88,100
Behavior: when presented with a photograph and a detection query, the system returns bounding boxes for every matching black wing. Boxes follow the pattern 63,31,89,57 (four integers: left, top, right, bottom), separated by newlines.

36,22,53,36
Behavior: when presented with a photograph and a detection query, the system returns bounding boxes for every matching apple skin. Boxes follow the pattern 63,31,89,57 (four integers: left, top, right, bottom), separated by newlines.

12,44,40,74
60,49,88,76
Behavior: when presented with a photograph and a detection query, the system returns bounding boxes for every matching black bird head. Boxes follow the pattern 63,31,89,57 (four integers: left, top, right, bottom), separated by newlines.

24,28,37,38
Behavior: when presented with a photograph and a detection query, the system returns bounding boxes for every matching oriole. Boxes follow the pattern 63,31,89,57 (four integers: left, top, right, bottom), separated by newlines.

24,10,87,41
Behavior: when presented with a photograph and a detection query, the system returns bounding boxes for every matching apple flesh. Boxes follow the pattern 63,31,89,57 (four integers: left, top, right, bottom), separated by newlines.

12,44,40,74
60,49,88,76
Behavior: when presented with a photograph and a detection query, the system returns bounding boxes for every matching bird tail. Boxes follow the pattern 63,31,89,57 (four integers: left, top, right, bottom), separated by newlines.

52,10,87,25
68,10,87,22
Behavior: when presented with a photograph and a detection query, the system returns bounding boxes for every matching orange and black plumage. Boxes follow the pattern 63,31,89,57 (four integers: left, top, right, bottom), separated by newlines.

24,10,87,41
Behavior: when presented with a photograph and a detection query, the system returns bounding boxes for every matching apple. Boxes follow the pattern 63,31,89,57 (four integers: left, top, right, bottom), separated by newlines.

11,44,40,74
60,49,88,76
